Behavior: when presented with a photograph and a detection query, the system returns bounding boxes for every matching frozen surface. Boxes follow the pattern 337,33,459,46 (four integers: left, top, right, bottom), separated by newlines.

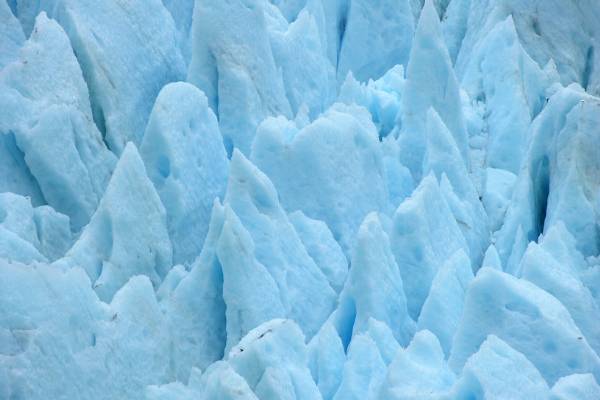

2,0,600,398
55,143,172,302
0,13,116,229
140,82,228,265
251,103,388,254
188,0,292,155
450,335,550,399
0,0,23,69
449,267,600,385
12,0,186,154
337,0,413,83
390,174,468,319
417,250,473,357
398,0,468,179
551,373,600,400
379,330,456,399
340,212,415,346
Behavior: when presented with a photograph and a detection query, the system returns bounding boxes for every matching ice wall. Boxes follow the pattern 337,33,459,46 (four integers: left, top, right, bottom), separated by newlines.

2,0,600,399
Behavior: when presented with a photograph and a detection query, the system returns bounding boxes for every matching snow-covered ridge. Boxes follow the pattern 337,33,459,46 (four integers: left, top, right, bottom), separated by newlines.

1,0,600,399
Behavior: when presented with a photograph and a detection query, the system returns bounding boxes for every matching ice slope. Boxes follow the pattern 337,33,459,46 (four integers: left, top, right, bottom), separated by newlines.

450,335,550,399
336,0,413,83
12,0,186,154
54,143,172,302
0,0,23,69
2,0,600,399
140,81,228,265
452,0,600,95
0,13,116,229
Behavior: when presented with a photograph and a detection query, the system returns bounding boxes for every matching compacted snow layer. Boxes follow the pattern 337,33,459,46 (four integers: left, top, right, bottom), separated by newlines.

1,0,600,399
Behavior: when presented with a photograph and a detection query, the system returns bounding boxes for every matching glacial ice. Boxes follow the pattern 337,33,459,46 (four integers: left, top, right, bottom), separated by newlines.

307,321,345,399
0,192,71,262
336,0,413,83
55,143,172,302
0,13,116,229
188,0,292,155
551,373,600,400
340,212,415,346
449,267,600,384
289,210,348,294
333,332,387,400
0,0,23,69
16,0,186,154
453,0,600,94
140,81,228,265
417,250,473,357
2,0,600,399
390,174,468,320
399,0,469,179
379,329,455,399
450,335,550,399
251,103,388,254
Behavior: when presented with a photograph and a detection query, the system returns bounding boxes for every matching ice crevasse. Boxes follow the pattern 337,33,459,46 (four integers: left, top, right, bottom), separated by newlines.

2,0,600,399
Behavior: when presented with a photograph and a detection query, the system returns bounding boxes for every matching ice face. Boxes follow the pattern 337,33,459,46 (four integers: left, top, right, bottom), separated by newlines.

3,0,600,399
251,103,388,255
450,335,550,399
519,223,600,356
459,16,558,174
551,373,600,400
0,192,71,262
307,321,345,399
140,81,228,265
399,0,469,179
449,267,600,385
188,0,292,155
0,0,24,69
289,210,348,294
379,329,456,399
0,14,116,230
454,0,600,95
417,250,473,357
342,213,415,346
336,0,413,83
54,143,172,302
20,0,185,154
390,174,469,320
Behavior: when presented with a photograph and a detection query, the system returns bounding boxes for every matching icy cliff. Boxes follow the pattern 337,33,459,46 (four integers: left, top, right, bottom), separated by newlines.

2,0,600,399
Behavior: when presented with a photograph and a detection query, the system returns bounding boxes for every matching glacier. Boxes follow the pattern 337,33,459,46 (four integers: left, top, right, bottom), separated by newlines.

1,0,600,399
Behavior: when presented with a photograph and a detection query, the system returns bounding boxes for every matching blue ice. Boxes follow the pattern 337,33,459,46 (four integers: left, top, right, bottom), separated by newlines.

2,0,600,398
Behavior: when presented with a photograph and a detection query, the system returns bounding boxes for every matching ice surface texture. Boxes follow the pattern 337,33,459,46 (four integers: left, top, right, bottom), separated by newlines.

2,0,600,399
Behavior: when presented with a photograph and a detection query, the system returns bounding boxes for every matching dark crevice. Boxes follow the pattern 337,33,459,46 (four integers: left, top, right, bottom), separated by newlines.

85,75,113,153
437,0,451,19
223,136,233,159
7,0,17,18
532,17,541,36
447,0,472,65
212,260,227,362
213,51,220,120
335,2,350,71
533,155,550,235
71,47,108,147
582,45,594,91
93,103,108,142
60,5,115,154
336,296,356,352
337,17,347,57
1,131,46,206
156,155,171,180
